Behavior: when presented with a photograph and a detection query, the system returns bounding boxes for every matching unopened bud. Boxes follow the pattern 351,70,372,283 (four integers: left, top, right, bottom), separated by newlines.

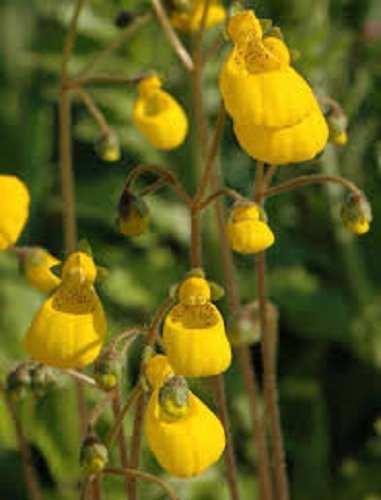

114,10,136,29
228,301,279,347
117,189,150,237
340,191,372,235
93,351,120,391
323,98,348,147
95,132,121,163
6,364,32,401
159,375,189,419
80,434,108,476
30,364,56,397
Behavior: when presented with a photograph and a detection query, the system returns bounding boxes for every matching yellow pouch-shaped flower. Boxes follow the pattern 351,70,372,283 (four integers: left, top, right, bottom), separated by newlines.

170,0,225,33
163,276,231,377
23,252,106,369
145,387,225,477
22,247,61,293
226,202,275,254
0,175,30,250
132,75,188,150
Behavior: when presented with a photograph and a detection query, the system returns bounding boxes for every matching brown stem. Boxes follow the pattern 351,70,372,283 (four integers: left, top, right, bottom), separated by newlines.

213,375,240,500
66,73,145,89
190,207,202,267
255,163,289,500
203,32,225,66
261,174,361,199
150,0,194,73
65,369,98,388
199,187,244,212
212,168,274,500
127,392,146,500
87,391,114,428
103,467,179,500
105,386,143,448
0,385,42,500
112,387,130,496
236,346,274,500
91,476,102,500
139,178,169,197
263,165,278,192
76,12,152,79
60,0,86,80
74,86,111,136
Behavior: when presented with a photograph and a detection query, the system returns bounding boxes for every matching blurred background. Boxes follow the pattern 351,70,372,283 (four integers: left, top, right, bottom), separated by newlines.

0,0,380,499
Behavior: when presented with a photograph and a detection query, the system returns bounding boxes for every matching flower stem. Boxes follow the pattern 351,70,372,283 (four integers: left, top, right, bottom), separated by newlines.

112,387,130,496
74,86,112,137
261,174,361,199
103,467,179,500
0,384,42,500
150,0,194,73
255,163,289,500
127,392,146,500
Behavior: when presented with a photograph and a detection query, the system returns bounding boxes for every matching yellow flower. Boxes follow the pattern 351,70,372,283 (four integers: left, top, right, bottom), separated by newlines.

170,0,225,33
132,75,188,150
23,251,106,369
117,189,150,237
21,247,61,293
340,192,371,235
226,201,275,254
144,361,225,477
220,10,329,165
0,175,30,250
163,275,231,377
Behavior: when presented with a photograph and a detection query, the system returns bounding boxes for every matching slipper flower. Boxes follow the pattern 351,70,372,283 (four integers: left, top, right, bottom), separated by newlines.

144,355,225,478
23,251,106,369
220,10,328,165
163,274,231,377
21,247,61,293
0,175,30,250
170,0,226,33
132,75,188,150
226,201,275,254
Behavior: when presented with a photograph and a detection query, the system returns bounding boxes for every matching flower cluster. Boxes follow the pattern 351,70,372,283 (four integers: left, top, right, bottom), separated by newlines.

220,9,329,165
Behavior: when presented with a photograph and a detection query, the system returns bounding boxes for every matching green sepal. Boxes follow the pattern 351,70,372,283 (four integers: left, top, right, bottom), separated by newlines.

266,26,284,40
169,282,180,301
289,49,301,62
77,239,93,257
209,281,225,301
96,266,108,282
259,18,273,34
50,263,63,278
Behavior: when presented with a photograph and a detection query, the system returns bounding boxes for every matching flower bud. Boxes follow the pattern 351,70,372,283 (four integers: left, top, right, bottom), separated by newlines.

158,375,190,419
114,10,136,29
30,364,56,397
19,247,61,293
323,98,348,147
95,132,121,163
93,351,120,391
80,434,108,476
228,301,278,347
340,191,372,235
6,364,32,401
117,189,150,237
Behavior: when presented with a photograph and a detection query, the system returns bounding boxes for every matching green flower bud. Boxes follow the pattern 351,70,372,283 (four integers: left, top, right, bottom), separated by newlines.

340,191,372,235
93,352,120,391
228,301,278,347
80,434,108,476
95,132,121,163
117,189,150,237
159,376,189,419
6,364,32,402
323,98,348,147
30,364,56,397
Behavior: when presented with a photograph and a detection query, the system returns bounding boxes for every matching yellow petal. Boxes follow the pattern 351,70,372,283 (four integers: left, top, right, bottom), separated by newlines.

23,285,106,369
23,248,61,293
0,175,30,250
163,303,231,377
145,389,225,477
234,107,329,165
145,355,174,389
226,219,275,254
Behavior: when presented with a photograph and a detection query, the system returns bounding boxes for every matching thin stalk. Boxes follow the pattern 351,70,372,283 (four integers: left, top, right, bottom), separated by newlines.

255,163,289,500
67,73,146,89
150,0,194,73
103,467,179,500
112,387,130,496
190,207,202,267
76,12,152,78
74,86,111,136
60,0,87,437
66,369,98,388
91,476,102,500
199,187,244,211
261,174,361,199
105,386,143,448
127,392,146,500
212,170,274,500
0,385,42,500
87,391,114,428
